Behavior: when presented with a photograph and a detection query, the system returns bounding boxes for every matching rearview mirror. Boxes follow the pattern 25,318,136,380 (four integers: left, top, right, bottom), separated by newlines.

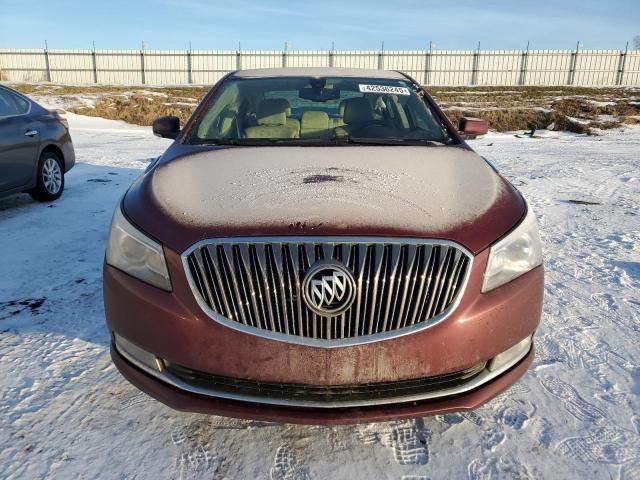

459,117,489,138
153,116,180,139
298,87,341,102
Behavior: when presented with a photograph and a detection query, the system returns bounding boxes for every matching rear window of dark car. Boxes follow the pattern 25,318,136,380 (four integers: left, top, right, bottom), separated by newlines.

0,88,30,116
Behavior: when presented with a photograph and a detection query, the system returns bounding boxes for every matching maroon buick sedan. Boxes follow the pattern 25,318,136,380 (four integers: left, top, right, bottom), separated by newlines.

104,68,543,424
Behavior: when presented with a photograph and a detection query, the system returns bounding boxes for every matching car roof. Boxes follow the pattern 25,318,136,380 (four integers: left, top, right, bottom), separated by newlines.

230,67,410,80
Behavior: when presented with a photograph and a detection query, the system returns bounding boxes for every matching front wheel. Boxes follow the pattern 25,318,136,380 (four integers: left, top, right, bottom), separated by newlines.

29,152,65,202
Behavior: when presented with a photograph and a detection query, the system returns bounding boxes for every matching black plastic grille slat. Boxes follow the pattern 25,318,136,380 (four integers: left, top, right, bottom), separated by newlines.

186,240,470,341
166,361,486,404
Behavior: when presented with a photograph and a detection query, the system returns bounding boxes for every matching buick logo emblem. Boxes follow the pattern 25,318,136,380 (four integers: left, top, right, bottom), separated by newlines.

302,260,356,316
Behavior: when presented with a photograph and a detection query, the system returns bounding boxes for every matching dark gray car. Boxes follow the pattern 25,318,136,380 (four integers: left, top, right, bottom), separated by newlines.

0,85,75,201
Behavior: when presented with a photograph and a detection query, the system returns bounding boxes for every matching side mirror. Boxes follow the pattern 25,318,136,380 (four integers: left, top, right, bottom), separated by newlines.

153,116,180,139
459,117,489,138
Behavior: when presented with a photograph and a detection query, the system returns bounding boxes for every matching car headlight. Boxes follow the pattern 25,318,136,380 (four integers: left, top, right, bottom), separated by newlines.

106,205,171,291
482,203,543,292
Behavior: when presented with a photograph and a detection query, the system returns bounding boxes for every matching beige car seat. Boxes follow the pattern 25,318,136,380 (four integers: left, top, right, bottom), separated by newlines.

334,97,375,136
245,99,299,138
331,99,347,128
265,98,300,137
300,111,331,139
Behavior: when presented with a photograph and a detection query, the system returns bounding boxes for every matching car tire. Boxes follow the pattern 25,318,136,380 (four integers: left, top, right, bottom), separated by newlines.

29,151,65,202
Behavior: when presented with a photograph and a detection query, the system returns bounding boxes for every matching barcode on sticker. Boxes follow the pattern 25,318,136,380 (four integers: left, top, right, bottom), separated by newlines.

358,84,410,95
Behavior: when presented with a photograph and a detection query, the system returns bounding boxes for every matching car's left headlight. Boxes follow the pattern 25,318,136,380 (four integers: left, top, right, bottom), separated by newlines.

106,205,172,291
482,203,543,292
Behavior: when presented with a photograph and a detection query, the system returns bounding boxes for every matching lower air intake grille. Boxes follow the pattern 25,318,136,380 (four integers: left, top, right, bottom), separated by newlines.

165,361,486,405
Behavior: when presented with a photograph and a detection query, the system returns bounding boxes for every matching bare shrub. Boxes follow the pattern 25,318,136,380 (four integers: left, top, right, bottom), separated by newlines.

70,94,198,126
435,85,640,133
622,117,640,125
444,109,553,132
549,115,590,134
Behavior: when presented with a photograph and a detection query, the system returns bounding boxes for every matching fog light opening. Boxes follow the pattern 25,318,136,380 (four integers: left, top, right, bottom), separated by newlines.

488,335,532,373
114,332,165,373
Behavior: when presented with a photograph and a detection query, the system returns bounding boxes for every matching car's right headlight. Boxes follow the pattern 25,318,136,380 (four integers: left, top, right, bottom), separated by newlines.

482,203,543,292
106,205,171,291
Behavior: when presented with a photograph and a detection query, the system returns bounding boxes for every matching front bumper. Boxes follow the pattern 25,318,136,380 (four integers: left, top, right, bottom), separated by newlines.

111,340,534,425
104,245,543,423
114,331,532,408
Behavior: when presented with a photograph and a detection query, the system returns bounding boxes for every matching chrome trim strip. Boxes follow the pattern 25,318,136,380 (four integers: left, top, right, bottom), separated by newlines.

115,336,532,409
181,236,474,348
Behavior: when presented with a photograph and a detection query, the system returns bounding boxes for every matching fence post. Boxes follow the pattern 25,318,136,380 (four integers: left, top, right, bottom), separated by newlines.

91,43,98,84
471,42,480,85
140,47,146,85
44,41,52,82
282,42,288,68
329,42,334,67
568,41,579,85
519,41,529,85
187,48,193,84
616,42,628,86
423,41,432,85
236,43,242,71
378,41,384,69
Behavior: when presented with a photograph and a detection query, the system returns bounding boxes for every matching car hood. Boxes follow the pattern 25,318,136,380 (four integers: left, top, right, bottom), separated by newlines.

123,146,524,254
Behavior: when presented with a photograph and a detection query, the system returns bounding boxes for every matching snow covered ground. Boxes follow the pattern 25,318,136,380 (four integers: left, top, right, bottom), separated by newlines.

0,114,639,479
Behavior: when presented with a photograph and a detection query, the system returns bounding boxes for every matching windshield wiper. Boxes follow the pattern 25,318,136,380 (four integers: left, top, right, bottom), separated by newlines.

342,137,446,146
191,138,337,146
189,137,447,147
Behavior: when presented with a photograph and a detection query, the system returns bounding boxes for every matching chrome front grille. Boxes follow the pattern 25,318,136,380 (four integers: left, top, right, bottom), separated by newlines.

183,237,471,345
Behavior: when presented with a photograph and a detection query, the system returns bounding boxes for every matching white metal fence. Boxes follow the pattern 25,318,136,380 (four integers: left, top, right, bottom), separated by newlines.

1,48,639,86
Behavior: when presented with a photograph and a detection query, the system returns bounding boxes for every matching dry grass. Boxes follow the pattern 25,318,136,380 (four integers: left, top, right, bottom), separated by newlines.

7,83,640,133
12,83,208,99
432,86,640,133
67,87,207,125
444,109,554,133
71,95,196,125
10,83,208,125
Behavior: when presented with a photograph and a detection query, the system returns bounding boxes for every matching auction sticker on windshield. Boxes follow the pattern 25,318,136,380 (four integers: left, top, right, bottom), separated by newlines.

358,84,410,95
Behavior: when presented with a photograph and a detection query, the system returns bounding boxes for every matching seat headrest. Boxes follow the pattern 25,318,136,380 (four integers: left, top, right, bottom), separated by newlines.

338,100,347,117
343,97,373,124
268,98,292,116
301,111,330,130
256,99,288,126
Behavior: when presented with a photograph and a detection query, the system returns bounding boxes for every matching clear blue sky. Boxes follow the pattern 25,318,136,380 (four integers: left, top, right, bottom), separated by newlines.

1,0,638,50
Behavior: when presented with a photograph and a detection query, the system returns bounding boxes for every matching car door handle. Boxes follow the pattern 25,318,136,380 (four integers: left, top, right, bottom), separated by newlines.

24,130,39,137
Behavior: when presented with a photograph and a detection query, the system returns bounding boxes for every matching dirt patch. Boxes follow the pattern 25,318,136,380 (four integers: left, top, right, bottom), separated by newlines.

566,199,602,205
0,297,47,320
303,174,345,184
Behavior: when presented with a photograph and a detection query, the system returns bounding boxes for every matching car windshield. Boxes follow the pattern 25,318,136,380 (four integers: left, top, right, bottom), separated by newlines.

187,76,454,146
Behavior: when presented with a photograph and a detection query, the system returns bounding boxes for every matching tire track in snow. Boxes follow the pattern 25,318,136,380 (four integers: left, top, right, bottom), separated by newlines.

556,425,640,465
540,376,607,422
